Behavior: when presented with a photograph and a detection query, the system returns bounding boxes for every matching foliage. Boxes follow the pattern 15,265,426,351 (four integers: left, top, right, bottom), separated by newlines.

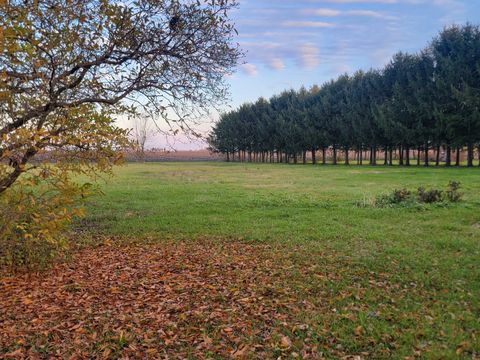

417,187,443,204
209,24,480,167
446,180,463,202
0,168,96,268
0,107,129,266
1,0,241,191
391,188,412,204
0,0,241,265
366,181,464,208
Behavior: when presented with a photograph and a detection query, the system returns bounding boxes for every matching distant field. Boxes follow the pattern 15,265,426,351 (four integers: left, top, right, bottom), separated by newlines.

3,163,479,358
123,149,224,162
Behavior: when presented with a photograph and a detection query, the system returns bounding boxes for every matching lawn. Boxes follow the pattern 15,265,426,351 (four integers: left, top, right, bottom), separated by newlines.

1,162,479,359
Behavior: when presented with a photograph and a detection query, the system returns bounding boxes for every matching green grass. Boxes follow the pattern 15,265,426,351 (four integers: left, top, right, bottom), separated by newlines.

79,162,480,358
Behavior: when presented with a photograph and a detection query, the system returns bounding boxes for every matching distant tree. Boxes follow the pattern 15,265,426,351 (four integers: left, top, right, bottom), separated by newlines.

132,114,153,162
431,24,480,167
209,24,480,169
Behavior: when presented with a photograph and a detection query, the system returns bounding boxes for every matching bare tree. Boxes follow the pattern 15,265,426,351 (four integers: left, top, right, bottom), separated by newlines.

132,114,153,162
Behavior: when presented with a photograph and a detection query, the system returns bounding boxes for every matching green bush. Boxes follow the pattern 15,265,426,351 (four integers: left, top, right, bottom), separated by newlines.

359,181,463,208
417,187,443,203
446,181,462,202
391,188,412,203
0,169,93,268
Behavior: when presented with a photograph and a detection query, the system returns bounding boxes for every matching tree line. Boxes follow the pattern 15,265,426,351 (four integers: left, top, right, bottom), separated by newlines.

209,24,480,167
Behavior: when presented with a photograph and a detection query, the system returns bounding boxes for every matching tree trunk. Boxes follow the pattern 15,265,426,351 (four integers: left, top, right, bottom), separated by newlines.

424,144,429,166
359,148,363,165
226,152,230,162
467,143,474,167
371,146,377,166
332,147,337,165
312,148,316,165
344,147,349,165
399,146,404,166
435,145,440,166
322,148,326,165
405,146,410,166
446,146,451,167
455,147,460,166
302,151,306,165
389,148,393,166
0,167,24,195
417,146,421,166
0,147,38,194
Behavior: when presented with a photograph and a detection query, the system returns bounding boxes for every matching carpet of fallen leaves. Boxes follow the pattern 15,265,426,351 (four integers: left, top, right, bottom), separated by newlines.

1,241,478,359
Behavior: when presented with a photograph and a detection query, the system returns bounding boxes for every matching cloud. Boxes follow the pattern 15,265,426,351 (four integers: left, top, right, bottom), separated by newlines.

302,8,387,18
321,0,397,3
282,21,335,28
240,63,258,76
298,43,320,69
303,8,341,16
345,10,386,18
269,58,286,71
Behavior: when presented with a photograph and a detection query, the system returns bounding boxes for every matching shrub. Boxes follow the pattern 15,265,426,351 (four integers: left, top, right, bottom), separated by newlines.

446,181,462,202
373,188,414,207
391,188,412,203
360,181,463,208
417,187,443,203
0,168,93,268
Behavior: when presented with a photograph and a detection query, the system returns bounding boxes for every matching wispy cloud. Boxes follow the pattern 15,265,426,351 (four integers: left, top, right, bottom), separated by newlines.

321,0,397,3
304,8,341,16
241,63,258,76
302,8,388,18
282,20,335,28
269,58,286,71
298,43,320,69
346,10,387,18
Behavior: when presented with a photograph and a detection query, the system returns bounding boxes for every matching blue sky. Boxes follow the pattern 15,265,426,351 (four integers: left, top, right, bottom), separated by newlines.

146,0,480,149
228,0,480,106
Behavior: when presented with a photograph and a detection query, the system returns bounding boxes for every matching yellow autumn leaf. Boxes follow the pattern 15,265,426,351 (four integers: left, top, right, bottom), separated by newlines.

22,297,33,305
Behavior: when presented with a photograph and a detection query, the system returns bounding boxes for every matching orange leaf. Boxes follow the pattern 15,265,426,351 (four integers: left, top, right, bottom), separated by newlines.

279,335,292,348
22,297,33,305
354,325,363,336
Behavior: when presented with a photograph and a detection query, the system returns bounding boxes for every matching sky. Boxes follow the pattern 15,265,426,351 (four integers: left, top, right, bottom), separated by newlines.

146,0,480,150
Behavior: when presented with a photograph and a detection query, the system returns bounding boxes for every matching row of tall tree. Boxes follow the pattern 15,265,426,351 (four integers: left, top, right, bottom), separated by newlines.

209,24,480,167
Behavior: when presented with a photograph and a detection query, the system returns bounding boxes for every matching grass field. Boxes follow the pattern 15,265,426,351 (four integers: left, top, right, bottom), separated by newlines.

2,162,479,358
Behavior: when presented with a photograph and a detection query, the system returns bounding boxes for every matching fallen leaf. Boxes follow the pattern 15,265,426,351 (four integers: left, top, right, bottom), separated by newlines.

280,335,292,349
